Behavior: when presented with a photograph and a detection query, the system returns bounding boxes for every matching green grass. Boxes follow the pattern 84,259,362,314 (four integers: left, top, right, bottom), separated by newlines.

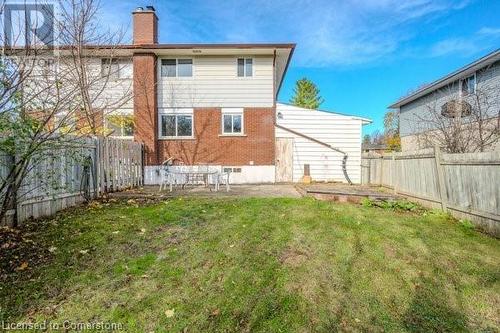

1,197,499,332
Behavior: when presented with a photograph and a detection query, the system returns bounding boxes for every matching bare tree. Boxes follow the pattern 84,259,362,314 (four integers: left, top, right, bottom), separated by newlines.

0,0,132,225
56,0,132,135
415,80,500,153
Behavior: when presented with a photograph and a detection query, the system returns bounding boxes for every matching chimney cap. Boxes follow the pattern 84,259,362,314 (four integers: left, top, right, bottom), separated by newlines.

135,6,143,11
145,5,156,11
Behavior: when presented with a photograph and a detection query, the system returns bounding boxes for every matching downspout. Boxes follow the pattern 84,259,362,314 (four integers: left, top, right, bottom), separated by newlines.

275,124,353,185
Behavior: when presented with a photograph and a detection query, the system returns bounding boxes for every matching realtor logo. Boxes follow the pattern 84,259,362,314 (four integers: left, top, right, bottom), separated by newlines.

2,2,55,49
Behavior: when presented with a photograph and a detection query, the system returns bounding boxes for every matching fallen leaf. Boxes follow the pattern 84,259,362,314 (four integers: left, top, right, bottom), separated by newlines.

210,308,220,317
17,262,29,271
229,244,235,248
79,249,89,254
165,309,175,318
112,231,120,234
48,246,57,253
140,228,146,233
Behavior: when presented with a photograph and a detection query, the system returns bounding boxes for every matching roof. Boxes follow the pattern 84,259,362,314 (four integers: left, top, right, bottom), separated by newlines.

276,102,372,125
389,48,500,109
362,144,387,150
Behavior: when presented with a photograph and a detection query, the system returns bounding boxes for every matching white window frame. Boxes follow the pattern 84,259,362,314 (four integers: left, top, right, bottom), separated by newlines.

158,108,194,139
221,108,244,135
160,58,194,78
460,72,476,97
101,58,131,80
236,58,253,77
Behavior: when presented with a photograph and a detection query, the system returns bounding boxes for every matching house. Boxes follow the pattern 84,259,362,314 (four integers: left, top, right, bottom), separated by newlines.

18,6,370,185
124,6,371,184
389,49,500,152
361,144,388,155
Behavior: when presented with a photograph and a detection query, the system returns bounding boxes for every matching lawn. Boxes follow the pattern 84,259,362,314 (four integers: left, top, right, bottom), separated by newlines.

1,197,499,332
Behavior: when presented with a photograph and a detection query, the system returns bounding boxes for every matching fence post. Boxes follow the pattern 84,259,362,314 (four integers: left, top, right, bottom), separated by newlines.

392,151,397,194
379,154,383,186
434,145,448,211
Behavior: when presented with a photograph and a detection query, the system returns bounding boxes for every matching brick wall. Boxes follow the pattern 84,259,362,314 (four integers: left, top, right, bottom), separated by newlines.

132,11,158,45
155,107,275,166
133,53,158,165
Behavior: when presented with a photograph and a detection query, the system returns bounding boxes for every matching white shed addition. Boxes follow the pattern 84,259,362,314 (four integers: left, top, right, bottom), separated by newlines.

275,103,371,184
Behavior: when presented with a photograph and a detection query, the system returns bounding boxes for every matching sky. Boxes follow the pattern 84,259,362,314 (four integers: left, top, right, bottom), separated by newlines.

97,0,500,135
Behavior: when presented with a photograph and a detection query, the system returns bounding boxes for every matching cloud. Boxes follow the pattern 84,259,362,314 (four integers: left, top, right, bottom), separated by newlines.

179,0,473,67
429,38,477,57
94,0,475,67
428,27,500,57
477,27,500,36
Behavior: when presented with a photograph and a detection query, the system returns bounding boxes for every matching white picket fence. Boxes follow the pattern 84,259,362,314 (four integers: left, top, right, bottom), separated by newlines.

361,147,500,236
1,136,143,225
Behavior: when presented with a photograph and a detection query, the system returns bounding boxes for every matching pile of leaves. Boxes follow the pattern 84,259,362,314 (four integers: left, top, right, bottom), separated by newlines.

0,225,53,282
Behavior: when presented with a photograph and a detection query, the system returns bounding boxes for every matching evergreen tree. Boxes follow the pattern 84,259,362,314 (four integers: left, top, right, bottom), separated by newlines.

290,78,324,109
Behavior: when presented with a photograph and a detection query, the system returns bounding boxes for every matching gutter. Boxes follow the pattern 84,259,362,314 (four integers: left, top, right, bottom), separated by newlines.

275,124,353,185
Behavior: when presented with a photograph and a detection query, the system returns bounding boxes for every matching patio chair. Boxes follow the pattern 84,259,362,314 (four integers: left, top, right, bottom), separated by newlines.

159,157,185,192
214,168,231,192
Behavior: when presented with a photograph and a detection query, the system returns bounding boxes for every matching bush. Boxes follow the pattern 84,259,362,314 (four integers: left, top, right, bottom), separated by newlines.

361,198,422,212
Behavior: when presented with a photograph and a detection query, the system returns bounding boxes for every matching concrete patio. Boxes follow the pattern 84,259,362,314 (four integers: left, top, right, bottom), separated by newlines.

109,184,302,200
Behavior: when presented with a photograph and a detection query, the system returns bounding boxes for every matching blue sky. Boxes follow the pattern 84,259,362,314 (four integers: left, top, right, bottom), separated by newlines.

99,0,500,135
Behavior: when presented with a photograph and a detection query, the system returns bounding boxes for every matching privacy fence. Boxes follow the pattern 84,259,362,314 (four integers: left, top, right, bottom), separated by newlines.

361,147,500,236
1,137,143,226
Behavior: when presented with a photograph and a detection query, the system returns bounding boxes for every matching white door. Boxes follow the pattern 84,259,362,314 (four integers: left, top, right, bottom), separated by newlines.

275,138,293,182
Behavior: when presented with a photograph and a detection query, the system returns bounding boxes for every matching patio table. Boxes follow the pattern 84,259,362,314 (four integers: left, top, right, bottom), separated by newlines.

160,168,230,192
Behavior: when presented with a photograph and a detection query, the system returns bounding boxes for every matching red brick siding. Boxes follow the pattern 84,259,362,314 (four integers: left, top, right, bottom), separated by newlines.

155,107,275,166
132,12,158,45
133,53,158,165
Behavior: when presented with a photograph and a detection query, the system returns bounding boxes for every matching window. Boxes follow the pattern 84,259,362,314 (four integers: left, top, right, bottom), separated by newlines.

222,111,243,135
101,58,120,80
237,58,253,77
223,167,242,173
460,73,476,96
161,59,193,77
101,58,131,80
160,114,193,137
105,115,134,137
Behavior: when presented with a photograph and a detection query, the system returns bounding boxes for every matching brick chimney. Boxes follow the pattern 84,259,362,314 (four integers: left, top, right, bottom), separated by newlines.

133,6,159,165
132,6,158,45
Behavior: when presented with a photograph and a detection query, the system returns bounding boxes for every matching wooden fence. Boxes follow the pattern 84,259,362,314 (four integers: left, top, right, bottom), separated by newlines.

361,147,500,236
1,137,143,225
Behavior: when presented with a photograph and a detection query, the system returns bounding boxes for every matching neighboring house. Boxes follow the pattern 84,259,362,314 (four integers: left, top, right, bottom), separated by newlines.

389,49,500,152
361,144,388,155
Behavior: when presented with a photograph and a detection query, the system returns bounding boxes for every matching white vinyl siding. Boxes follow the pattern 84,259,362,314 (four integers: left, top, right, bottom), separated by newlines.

158,56,273,108
275,103,364,184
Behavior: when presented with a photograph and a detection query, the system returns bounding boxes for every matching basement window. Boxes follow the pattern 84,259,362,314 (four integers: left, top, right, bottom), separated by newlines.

161,59,193,77
237,58,253,77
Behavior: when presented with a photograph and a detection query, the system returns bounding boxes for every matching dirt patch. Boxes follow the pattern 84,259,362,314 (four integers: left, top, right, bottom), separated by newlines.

280,247,310,267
